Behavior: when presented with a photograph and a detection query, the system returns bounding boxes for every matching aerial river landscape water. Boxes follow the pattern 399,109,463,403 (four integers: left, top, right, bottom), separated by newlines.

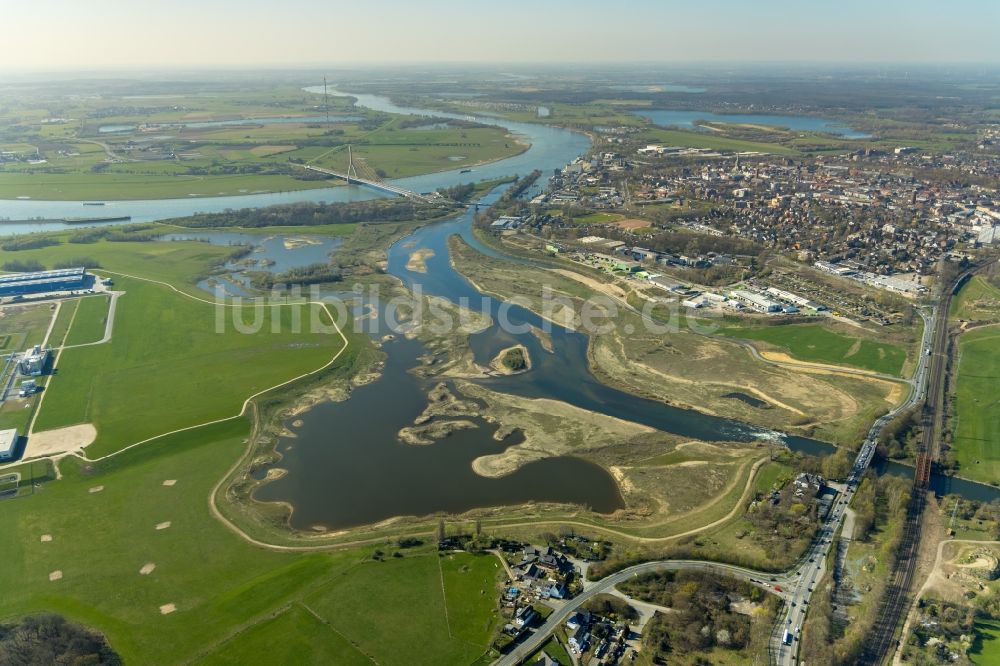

0,90,992,528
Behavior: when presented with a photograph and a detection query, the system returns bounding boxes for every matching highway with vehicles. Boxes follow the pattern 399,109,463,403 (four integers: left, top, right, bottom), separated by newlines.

768,306,937,665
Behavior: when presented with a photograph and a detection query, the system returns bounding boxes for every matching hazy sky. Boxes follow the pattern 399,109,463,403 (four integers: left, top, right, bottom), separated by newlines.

2,0,998,70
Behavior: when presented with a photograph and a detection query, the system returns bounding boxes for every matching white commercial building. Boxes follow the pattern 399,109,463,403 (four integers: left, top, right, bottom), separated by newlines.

732,290,783,313
0,429,18,461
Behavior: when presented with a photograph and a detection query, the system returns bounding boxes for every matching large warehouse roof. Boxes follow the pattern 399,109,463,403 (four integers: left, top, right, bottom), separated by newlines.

0,267,85,286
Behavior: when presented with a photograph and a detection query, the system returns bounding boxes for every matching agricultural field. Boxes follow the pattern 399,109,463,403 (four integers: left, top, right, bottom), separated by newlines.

0,419,504,665
717,322,909,377
0,85,524,200
951,325,1000,484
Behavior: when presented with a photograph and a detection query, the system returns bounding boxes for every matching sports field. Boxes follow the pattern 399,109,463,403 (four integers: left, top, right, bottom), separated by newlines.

0,420,503,665
718,322,908,376
952,325,1000,484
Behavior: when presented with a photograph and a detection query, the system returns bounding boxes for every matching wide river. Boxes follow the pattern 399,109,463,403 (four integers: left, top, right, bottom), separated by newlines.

1,90,992,526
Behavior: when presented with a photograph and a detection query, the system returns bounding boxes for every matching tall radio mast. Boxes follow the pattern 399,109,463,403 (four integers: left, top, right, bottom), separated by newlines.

323,76,330,124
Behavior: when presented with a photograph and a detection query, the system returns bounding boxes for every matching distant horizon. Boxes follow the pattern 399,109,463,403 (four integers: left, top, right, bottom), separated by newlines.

2,0,998,71
2,61,999,80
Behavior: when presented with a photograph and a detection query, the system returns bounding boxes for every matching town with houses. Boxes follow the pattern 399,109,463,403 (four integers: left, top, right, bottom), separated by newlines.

483,467,836,665
483,133,1000,331
513,131,999,276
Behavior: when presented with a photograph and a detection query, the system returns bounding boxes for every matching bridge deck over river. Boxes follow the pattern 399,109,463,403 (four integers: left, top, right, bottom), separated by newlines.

297,164,431,201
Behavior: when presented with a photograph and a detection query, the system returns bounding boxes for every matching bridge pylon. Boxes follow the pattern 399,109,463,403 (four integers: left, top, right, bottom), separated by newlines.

346,145,360,185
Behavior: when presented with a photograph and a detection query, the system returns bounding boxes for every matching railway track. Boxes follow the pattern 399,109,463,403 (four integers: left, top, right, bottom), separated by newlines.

858,263,986,665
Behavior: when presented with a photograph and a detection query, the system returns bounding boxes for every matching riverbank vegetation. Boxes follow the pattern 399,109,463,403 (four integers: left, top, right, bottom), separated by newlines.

447,234,904,447
164,198,453,229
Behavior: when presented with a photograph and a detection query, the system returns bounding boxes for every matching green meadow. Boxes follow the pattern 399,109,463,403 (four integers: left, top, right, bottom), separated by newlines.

0,301,55,352
62,294,110,347
0,420,504,665
952,276,1000,321
34,277,345,458
718,322,908,376
952,326,1000,484
973,620,1000,665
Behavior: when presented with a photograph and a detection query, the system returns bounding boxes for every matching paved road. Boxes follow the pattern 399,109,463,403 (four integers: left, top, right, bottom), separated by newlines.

493,308,938,666
59,292,120,349
497,559,794,666
771,306,938,665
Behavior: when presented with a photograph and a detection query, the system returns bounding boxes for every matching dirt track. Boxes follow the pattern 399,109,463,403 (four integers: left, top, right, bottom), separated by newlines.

25,424,97,458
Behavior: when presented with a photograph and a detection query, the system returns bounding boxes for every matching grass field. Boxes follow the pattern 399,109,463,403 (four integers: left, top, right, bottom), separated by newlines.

973,620,1000,665
952,276,1000,321
0,419,503,665
62,295,110,347
0,302,56,352
718,322,908,376
0,237,238,297
952,325,1000,484
47,299,80,348
300,552,502,666
34,277,345,458
530,637,572,665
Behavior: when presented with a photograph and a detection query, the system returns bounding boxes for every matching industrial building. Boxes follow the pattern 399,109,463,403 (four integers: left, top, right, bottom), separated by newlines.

0,428,18,461
20,345,49,376
0,267,87,296
732,289,783,313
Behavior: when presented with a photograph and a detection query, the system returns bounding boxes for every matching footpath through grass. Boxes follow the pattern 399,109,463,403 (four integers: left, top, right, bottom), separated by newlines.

0,419,504,665
718,322,907,376
952,326,1000,484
